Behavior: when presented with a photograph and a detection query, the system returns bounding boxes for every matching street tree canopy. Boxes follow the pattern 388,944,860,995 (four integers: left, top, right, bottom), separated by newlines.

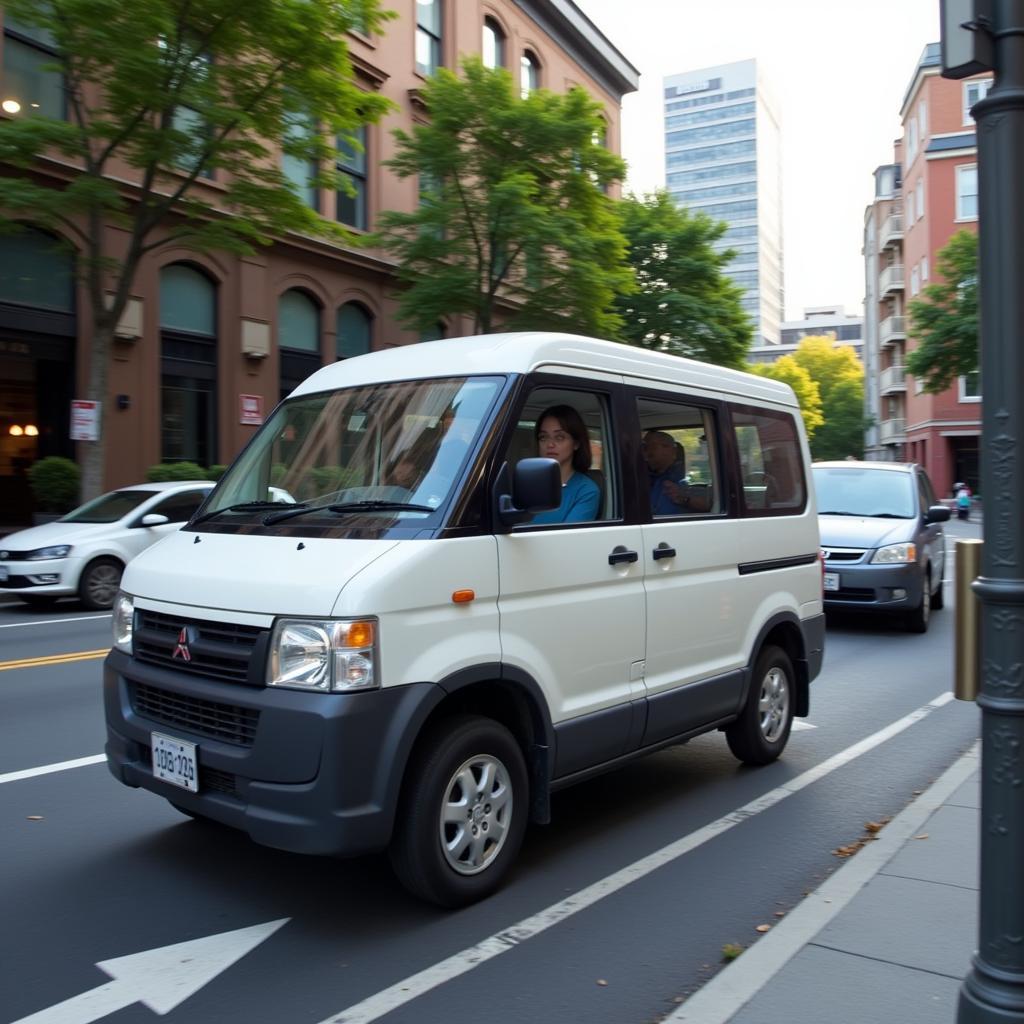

906,229,978,393
749,356,824,440
0,0,390,498
614,191,752,369
375,58,631,338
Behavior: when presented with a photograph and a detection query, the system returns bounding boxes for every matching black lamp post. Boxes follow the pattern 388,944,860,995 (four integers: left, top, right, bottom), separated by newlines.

943,1,1024,1021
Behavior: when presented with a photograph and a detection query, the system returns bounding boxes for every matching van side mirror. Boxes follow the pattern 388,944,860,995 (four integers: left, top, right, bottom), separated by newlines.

493,458,561,529
139,513,170,527
926,504,951,524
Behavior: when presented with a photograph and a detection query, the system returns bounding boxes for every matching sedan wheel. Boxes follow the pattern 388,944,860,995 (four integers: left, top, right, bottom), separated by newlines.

78,558,122,610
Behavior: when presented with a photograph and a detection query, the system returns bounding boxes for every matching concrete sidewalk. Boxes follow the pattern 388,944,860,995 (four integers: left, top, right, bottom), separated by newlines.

670,744,981,1024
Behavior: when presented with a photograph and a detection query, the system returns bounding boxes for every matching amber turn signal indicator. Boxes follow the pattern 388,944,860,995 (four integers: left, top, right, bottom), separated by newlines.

346,620,375,647
452,589,475,604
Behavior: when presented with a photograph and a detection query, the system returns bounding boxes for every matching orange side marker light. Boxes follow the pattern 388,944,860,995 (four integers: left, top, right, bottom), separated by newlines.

452,589,475,604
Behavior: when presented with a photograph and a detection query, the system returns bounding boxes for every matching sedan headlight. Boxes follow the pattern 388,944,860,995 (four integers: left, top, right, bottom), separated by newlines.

113,592,134,654
26,545,72,560
268,618,378,692
870,542,917,564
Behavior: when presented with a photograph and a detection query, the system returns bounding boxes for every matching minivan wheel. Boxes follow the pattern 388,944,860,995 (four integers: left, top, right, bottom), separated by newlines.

389,715,528,907
726,645,794,766
78,558,122,610
906,571,931,633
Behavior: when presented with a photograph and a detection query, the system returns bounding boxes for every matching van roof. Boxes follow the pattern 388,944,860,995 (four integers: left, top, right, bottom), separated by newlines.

291,332,799,408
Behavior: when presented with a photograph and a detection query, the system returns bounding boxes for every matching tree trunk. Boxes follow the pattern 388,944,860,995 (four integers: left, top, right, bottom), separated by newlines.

79,319,115,502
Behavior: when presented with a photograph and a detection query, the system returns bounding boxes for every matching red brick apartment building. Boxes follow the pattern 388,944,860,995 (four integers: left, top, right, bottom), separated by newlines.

0,1,638,522
863,42,983,497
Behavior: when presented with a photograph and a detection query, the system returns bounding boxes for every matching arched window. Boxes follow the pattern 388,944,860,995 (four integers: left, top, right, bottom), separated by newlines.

520,50,540,98
482,17,505,69
336,301,373,359
278,289,321,399
160,263,217,467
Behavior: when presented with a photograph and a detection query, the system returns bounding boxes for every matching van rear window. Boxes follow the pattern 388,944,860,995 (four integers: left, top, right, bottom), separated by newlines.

732,406,806,516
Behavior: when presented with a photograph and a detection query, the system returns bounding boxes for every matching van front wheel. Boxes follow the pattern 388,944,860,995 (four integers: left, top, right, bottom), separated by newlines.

389,715,528,907
726,645,794,765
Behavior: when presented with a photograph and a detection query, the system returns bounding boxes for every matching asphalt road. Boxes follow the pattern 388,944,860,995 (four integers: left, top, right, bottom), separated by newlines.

0,518,983,1024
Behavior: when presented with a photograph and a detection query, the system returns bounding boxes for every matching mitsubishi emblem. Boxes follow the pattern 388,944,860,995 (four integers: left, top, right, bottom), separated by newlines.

172,626,193,662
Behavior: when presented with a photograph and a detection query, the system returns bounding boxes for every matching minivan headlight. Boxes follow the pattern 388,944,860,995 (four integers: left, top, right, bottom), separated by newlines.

870,542,917,564
26,545,72,560
113,592,134,654
268,618,378,692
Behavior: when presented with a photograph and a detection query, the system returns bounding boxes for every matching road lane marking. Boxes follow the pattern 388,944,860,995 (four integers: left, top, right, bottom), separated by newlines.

0,614,112,629
791,720,816,731
319,691,958,1024
0,649,109,672
0,754,106,785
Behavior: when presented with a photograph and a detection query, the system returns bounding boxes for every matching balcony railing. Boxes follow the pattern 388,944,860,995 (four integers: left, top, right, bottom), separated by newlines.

879,211,904,248
879,315,907,345
879,417,907,443
880,365,907,394
879,265,905,294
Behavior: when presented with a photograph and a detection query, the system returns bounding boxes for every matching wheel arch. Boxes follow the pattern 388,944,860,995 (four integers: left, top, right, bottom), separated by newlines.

745,612,810,717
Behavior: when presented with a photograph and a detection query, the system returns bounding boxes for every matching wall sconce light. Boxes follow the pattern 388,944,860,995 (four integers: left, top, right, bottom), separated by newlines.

1,98,21,115
9,424,23,436
24,424,38,436
116,394,131,410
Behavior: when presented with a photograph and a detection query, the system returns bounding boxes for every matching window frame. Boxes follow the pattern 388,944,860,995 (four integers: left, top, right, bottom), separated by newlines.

335,125,368,230
728,402,808,518
520,49,541,98
482,16,505,70
956,163,978,221
2,17,65,120
963,78,993,124
958,370,982,402
415,0,443,77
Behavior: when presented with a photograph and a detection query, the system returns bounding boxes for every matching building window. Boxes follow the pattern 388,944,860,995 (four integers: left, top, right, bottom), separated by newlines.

2,17,64,119
281,111,319,210
520,50,540,98
160,264,217,466
906,117,918,164
959,370,981,402
336,301,373,359
482,17,505,70
906,189,914,224
278,289,321,400
916,178,924,220
0,226,74,310
957,164,978,221
416,0,442,77
964,79,992,124
919,100,927,140
336,126,367,230
922,255,929,282
910,265,920,296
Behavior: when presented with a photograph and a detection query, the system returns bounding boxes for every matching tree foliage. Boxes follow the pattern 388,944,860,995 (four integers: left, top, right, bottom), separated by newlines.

375,58,631,337
906,229,978,393
749,357,824,440
0,0,390,497
613,191,752,369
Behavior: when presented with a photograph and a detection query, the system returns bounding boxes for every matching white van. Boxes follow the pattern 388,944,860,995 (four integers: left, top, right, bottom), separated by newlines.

104,333,824,906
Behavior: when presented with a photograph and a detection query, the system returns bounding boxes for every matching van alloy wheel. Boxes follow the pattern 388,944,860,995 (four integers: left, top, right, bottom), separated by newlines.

726,644,795,765
439,753,513,875
759,666,790,744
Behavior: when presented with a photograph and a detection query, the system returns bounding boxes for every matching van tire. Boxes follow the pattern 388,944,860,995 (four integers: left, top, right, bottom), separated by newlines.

726,645,794,766
389,715,528,907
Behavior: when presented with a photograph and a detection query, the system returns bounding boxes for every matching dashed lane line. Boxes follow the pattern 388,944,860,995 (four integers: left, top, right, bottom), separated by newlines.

0,614,112,629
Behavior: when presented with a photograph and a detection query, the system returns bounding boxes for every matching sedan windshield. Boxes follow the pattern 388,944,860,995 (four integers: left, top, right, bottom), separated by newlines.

201,375,503,532
813,467,916,519
61,490,154,524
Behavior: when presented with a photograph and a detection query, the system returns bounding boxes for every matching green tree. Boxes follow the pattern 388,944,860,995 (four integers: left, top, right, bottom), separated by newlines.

906,229,978,393
0,0,391,499
789,335,866,460
375,57,631,337
749,357,824,440
614,191,752,369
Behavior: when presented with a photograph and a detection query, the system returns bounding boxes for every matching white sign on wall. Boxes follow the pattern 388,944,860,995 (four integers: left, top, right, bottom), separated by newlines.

70,400,101,441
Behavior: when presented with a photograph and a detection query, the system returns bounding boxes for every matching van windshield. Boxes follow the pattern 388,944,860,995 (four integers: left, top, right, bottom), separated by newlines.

198,376,503,533
813,467,916,519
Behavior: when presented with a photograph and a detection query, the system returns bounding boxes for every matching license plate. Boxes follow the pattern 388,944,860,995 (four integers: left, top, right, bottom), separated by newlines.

0,566,7,582
823,572,840,592
151,732,198,792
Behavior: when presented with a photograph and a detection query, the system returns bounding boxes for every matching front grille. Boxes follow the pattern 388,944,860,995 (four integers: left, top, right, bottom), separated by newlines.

139,743,239,796
829,587,876,602
0,576,35,588
131,682,259,746
135,611,264,684
0,549,32,560
824,548,866,563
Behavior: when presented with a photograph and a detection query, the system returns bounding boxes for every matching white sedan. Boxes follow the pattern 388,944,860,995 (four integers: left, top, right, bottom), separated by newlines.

0,481,215,610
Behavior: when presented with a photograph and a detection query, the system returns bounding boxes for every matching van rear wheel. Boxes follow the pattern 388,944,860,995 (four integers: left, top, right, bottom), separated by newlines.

726,645,794,765
389,715,528,908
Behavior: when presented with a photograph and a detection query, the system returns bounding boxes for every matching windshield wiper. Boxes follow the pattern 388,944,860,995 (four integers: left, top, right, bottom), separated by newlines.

263,500,435,525
818,510,862,516
194,501,307,525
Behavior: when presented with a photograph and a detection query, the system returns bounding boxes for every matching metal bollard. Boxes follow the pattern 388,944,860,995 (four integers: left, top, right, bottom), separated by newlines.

954,538,983,702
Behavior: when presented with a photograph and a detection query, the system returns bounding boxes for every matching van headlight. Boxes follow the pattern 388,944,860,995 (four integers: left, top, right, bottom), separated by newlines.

113,592,134,654
268,618,378,692
870,542,917,564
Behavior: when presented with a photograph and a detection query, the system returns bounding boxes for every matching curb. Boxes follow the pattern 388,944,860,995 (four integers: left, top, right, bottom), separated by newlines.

665,742,981,1023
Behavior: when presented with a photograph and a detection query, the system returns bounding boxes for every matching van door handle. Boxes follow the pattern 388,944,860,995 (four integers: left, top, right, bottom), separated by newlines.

652,543,676,561
608,545,639,566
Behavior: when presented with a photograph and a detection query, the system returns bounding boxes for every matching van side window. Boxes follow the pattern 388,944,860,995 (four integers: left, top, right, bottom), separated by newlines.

732,405,807,516
509,387,616,524
636,398,721,517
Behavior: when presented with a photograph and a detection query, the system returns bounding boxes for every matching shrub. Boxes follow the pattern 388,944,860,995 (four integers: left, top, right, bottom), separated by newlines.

28,456,81,514
206,464,228,481
146,461,207,482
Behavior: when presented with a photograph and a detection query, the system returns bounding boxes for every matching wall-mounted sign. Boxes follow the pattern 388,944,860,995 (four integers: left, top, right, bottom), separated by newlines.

239,394,263,426
70,400,101,441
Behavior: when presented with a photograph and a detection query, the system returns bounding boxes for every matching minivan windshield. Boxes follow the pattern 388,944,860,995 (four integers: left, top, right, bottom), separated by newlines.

198,375,503,533
812,467,917,519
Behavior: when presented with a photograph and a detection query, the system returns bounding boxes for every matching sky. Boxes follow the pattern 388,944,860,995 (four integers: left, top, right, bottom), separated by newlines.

575,0,942,323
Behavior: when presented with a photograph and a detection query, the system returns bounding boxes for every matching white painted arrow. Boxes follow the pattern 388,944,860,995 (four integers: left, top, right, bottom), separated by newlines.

11,918,289,1024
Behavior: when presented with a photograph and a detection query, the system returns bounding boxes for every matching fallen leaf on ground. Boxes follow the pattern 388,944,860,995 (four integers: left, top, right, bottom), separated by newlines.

915,833,930,840
596,979,608,987
26,815,43,821
755,924,771,933
774,911,786,917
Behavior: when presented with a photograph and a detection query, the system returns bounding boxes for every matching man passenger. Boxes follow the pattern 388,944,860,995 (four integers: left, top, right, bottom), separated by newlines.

642,430,690,515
